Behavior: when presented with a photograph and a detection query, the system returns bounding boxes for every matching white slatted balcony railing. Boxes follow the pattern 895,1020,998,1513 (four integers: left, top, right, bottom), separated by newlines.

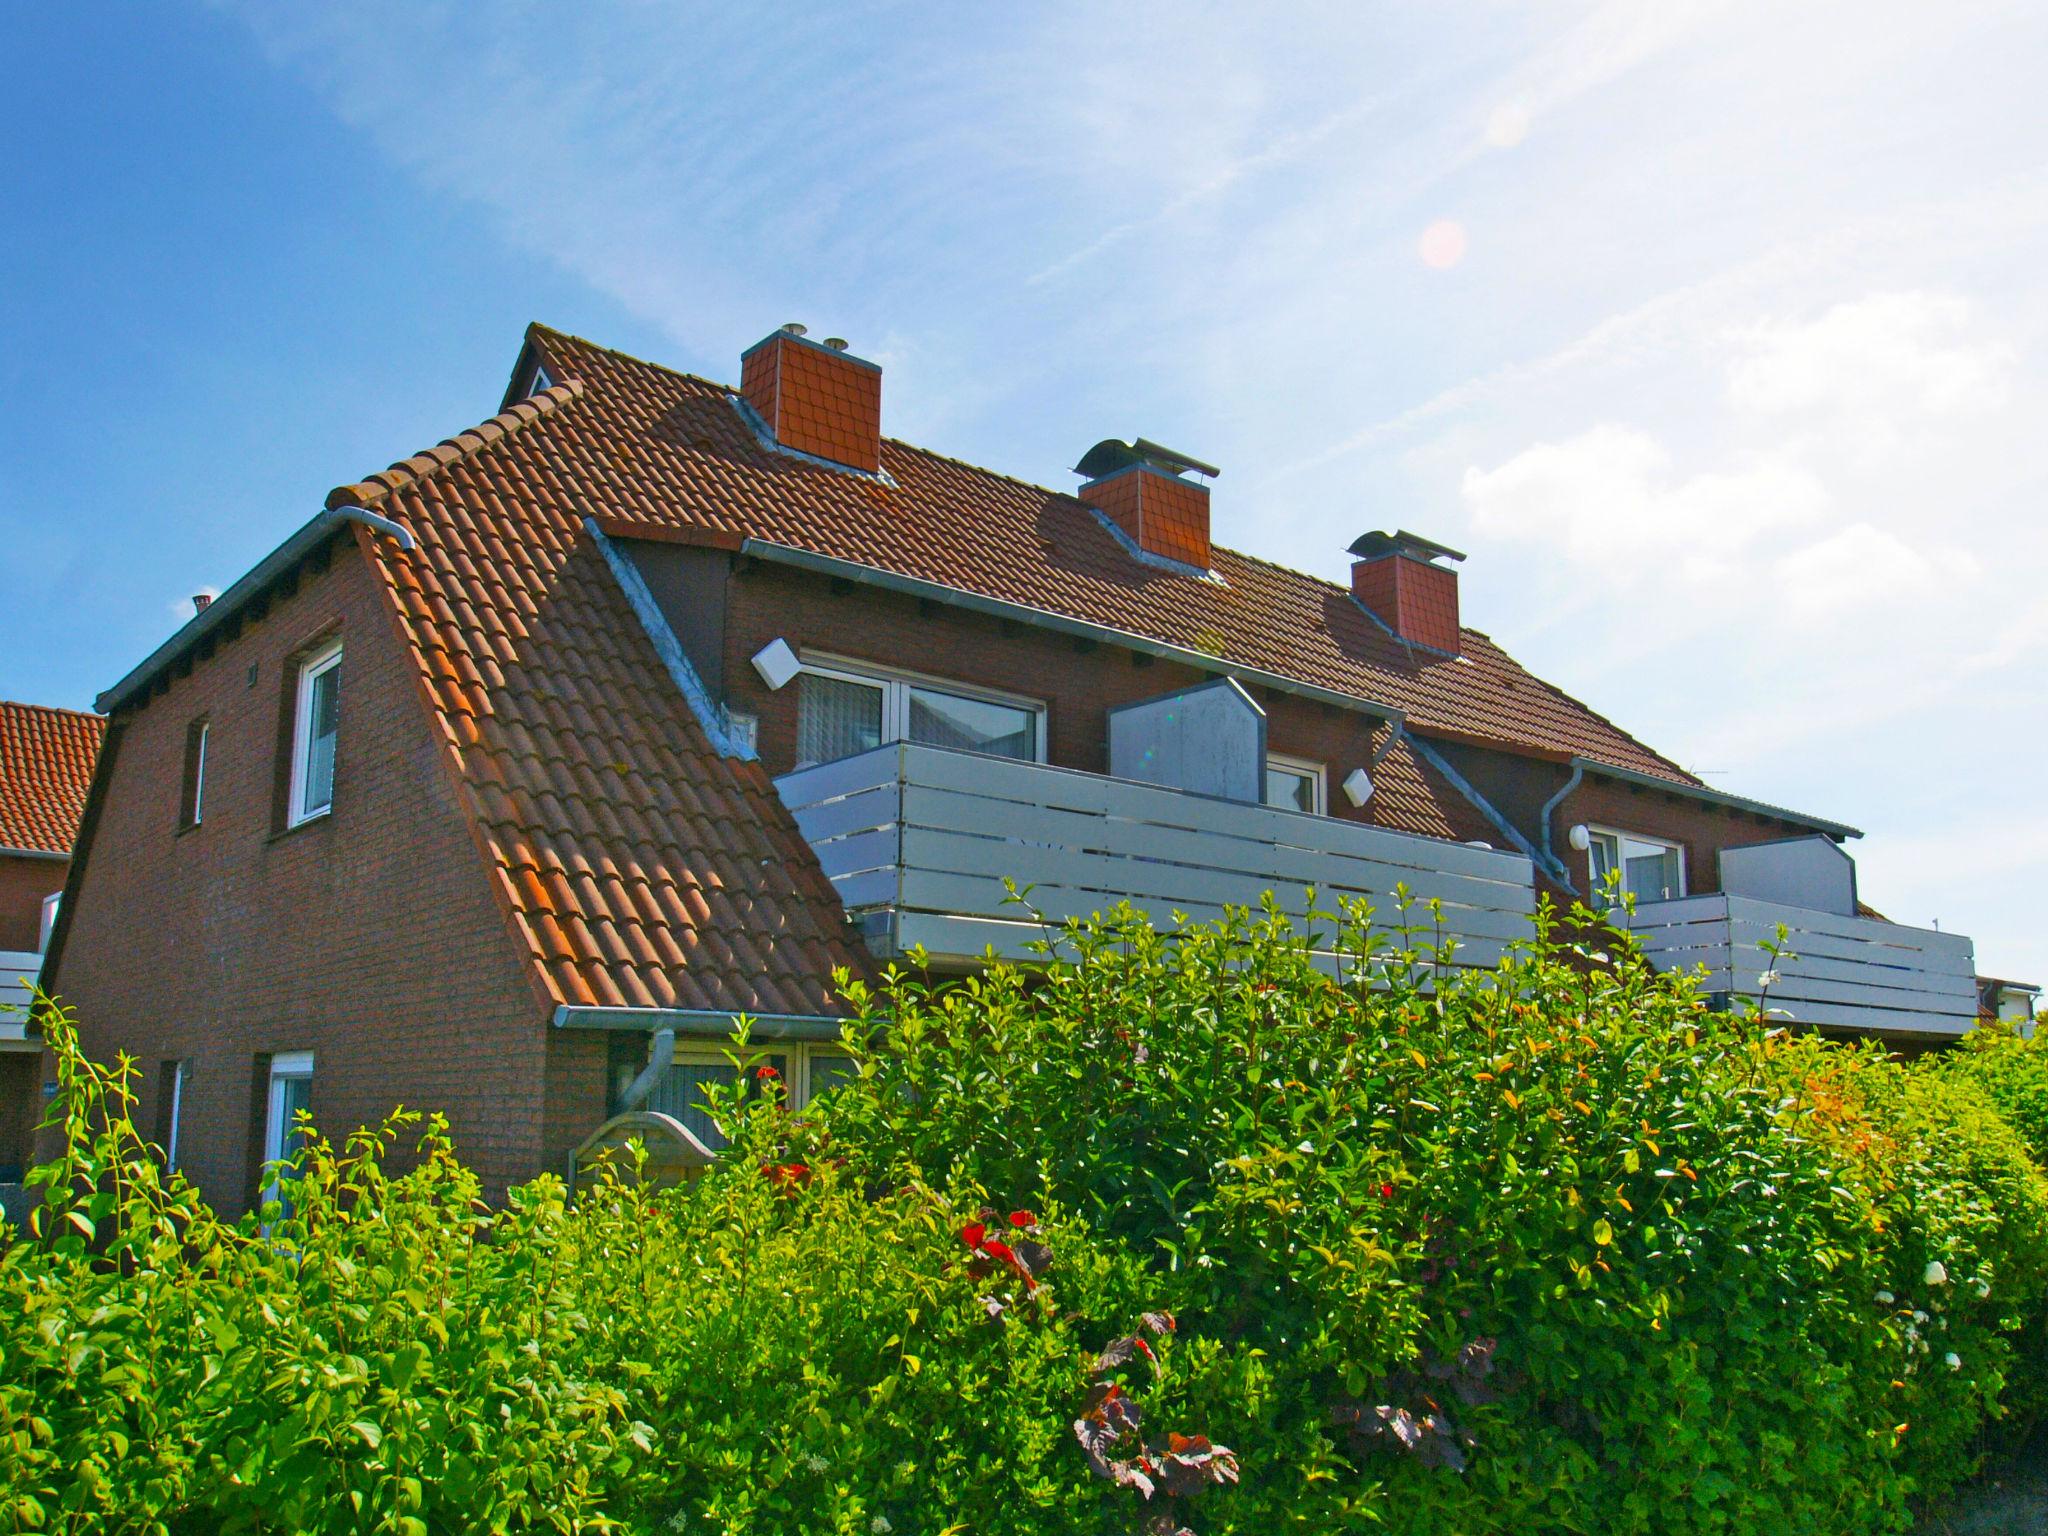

1626,894,1978,1039
1,950,42,1046
774,743,1537,970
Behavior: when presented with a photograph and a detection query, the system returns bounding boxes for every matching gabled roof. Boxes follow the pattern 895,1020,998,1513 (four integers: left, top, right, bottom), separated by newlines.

521,327,1696,783
0,701,104,855
332,378,874,1017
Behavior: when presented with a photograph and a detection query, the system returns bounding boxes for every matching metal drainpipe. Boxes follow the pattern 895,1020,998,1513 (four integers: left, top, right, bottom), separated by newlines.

617,1027,676,1112
333,505,417,552
1537,761,1587,896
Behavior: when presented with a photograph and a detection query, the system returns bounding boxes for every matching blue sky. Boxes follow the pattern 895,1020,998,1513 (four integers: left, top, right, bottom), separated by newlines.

4,1,2043,981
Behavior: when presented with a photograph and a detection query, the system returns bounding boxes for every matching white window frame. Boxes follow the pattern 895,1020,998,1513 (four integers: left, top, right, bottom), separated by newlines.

1263,752,1326,815
287,640,343,827
796,653,1047,765
1586,826,1687,904
650,1041,853,1142
189,720,208,826
261,1050,314,1214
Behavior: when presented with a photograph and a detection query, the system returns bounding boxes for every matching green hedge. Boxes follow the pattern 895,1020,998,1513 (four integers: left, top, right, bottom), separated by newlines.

4,899,2045,1534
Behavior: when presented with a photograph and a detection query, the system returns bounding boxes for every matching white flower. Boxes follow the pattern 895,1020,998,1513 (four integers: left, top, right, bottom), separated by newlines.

1924,1260,1950,1286
1756,970,1781,989
805,1453,828,1474
1875,1290,1895,1305
1946,1352,1962,1371
871,1519,893,1535
1976,1279,1992,1298
1913,1310,1929,1325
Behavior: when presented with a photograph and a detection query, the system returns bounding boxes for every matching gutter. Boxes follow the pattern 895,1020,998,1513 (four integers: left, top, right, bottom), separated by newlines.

551,1005,851,1041
738,538,1405,726
95,506,416,715
1566,757,1861,841
0,847,70,863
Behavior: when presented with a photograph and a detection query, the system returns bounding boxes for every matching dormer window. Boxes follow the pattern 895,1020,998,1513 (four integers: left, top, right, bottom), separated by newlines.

1587,828,1685,903
793,657,1043,769
1263,754,1325,814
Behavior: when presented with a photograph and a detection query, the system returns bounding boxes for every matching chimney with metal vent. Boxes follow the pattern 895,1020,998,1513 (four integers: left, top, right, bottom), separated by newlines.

1349,531,1464,655
739,322,883,473
1074,438,1218,571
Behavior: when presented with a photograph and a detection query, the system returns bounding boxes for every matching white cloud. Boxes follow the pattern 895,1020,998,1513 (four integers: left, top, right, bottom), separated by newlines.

1769,523,1978,622
1462,424,1827,581
1727,291,2016,421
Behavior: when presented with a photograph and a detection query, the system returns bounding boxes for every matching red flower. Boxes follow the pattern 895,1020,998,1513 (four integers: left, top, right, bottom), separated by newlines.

755,1064,781,1081
1009,1209,1037,1229
760,1161,810,1190
959,1222,988,1251
1379,1182,1395,1200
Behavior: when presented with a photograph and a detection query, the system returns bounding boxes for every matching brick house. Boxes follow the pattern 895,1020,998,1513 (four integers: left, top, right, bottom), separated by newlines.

1,700,103,1181
43,324,1993,1212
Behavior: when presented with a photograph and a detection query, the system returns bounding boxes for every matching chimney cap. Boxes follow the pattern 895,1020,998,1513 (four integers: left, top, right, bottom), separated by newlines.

822,336,849,351
1074,437,1221,482
779,321,808,337
1348,529,1466,565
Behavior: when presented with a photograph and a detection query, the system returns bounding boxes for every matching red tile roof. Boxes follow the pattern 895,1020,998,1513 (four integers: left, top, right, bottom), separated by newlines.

0,701,104,855
310,322,1698,1017
333,383,874,1017
522,327,1695,784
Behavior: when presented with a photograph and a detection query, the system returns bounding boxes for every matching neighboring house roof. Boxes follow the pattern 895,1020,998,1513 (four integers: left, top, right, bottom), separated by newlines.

0,701,104,855
514,327,1697,784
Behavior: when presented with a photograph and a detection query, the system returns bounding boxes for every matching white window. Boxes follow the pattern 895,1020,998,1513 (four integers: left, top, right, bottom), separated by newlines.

1264,754,1325,815
793,657,1044,769
262,1051,314,1218
643,1042,854,1150
288,641,342,826
1587,828,1686,904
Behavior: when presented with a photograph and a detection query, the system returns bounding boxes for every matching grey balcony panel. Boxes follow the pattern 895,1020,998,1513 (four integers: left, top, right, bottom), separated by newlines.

777,742,1536,969
1628,893,1978,1038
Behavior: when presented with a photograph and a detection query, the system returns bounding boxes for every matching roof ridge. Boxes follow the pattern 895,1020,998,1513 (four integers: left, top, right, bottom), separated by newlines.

325,378,586,512
0,699,104,725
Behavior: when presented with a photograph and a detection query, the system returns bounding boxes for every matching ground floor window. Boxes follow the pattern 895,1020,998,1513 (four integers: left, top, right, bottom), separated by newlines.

644,1042,855,1150
261,1051,313,1217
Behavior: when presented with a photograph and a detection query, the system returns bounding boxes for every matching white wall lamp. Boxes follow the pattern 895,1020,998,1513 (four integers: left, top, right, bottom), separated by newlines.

1567,823,1592,852
1341,766,1374,807
751,638,801,691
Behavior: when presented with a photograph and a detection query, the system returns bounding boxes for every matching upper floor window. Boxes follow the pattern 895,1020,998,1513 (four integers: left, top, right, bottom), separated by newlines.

179,718,209,831
288,641,342,826
794,658,1043,769
1588,828,1685,904
1264,754,1325,814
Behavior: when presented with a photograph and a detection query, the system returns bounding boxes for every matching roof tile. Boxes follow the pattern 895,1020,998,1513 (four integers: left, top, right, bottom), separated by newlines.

0,701,104,855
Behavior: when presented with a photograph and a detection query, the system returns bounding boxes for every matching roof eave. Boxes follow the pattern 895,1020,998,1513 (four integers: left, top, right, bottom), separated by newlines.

1569,757,1862,840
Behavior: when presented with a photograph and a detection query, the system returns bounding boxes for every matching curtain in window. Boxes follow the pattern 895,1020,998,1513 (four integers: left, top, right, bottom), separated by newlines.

1625,845,1682,902
906,686,1034,758
797,674,884,767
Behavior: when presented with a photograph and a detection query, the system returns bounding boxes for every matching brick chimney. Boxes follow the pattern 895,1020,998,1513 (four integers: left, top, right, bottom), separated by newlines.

739,323,883,473
1074,438,1218,571
1349,531,1464,655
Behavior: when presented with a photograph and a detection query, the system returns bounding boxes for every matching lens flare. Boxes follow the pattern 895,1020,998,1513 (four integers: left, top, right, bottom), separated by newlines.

1418,219,1468,270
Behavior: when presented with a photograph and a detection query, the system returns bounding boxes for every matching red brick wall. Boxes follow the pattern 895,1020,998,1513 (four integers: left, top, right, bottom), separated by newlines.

1553,775,1815,902
739,332,883,473
1079,468,1212,570
0,853,65,953
722,562,1424,835
1352,555,1460,655
45,539,552,1214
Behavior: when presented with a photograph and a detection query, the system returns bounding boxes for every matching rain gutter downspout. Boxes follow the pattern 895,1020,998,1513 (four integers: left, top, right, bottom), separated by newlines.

1538,760,1587,895
617,1026,676,1112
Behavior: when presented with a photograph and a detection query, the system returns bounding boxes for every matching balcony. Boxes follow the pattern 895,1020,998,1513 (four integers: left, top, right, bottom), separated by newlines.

1,950,39,1050
1626,894,1978,1039
773,742,1537,969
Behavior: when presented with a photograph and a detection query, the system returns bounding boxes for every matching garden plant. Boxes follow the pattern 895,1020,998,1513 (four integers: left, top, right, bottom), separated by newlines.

2,894,2044,1534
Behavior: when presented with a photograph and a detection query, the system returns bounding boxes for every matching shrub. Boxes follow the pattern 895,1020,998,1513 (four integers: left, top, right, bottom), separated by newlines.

822,895,2048,1534
5,900,2047,1535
